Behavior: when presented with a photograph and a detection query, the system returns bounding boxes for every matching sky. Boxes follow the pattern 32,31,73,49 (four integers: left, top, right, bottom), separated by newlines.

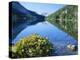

19,2,65,16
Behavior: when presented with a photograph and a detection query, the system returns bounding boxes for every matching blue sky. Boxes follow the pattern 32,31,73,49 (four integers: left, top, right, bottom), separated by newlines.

19,2,65,16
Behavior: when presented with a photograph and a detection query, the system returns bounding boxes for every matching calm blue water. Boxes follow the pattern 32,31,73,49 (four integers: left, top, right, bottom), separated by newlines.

13,21,78,55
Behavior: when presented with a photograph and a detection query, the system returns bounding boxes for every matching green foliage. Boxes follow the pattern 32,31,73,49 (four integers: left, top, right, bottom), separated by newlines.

47,5,78,40
11,34,54,58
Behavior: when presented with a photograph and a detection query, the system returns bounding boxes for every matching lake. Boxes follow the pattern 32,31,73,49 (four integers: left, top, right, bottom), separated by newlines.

13,21,78,56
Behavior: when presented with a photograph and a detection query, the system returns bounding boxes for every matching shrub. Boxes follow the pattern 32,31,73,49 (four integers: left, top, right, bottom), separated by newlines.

11,34,54,58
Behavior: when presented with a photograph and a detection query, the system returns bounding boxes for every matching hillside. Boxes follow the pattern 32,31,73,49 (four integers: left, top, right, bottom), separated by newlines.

47,5,78,40
9,2,45,42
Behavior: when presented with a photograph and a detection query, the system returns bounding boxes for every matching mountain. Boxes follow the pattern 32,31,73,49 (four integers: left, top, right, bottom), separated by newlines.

9,1,45,43
46,5,78,40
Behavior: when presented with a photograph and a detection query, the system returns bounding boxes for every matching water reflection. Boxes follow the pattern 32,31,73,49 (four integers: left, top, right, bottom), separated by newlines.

13,21,78,55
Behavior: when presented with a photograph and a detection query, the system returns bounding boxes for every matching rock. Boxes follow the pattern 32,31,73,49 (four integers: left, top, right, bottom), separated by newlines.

67,44,77,51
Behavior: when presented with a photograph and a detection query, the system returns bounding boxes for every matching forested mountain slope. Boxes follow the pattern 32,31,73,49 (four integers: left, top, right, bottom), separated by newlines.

47,5,78,40
9,2,45,42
